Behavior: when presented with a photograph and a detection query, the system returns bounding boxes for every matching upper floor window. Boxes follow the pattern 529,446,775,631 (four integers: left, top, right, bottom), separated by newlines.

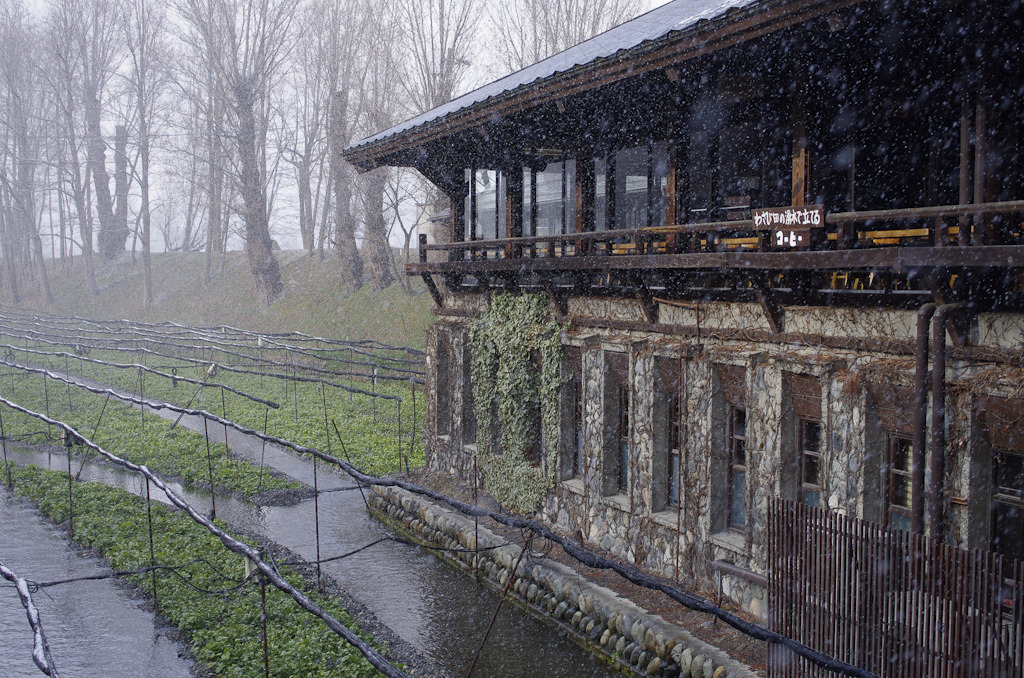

525,156,577,239
464,168,506,242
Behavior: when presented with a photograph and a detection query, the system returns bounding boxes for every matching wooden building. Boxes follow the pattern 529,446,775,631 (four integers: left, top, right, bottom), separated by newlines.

346,0,1023,672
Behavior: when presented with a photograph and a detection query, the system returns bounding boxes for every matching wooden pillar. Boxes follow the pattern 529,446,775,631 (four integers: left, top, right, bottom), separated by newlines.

508,166,523,259
958,97,971,246
973,101,987,245
791,71,808,207
666,139,679,252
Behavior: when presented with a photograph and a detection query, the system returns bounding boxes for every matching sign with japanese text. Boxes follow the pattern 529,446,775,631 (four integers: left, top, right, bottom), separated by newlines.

752,205,825,249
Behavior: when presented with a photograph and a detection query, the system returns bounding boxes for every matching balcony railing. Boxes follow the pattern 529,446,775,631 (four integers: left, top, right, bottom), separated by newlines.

418,200,1024,265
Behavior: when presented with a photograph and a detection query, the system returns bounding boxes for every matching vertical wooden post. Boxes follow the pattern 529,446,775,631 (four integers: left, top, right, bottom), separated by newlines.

260,574,270,678
958,97,971,246
973,101,987,245
792,70,808,207
146,478,159,615
204,418,217,520
67,437,74,540
0,407,11,488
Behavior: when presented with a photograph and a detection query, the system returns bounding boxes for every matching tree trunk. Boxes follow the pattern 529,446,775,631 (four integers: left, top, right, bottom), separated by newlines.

204,86,223,282
330,87,362,292
298,161,314,252
112,125,130,257
236,88,283,308
87,93,117,259
140,118,152,306
363,167,396,291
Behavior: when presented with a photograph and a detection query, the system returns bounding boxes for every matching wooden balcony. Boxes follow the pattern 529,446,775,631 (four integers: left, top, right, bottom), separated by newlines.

409,200,1024,316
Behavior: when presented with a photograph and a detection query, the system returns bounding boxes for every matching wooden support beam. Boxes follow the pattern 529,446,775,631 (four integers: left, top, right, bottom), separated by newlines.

753,276,784,334
421,273,444,308
635,280,659,325
542,279,568,321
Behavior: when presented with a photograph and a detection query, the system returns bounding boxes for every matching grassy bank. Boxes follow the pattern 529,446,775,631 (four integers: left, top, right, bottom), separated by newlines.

8,250,434,350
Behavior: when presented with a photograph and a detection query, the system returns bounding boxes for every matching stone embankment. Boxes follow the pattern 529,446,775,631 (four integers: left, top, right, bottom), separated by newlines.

369,485,758,678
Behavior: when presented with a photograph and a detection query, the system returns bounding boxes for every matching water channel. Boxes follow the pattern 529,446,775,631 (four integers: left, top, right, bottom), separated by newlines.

0,485,194,677
4,404,620,678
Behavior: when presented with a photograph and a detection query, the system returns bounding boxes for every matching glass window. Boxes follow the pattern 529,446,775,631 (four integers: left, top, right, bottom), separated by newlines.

435,335,450,436
729,406,747,528
655,356,682,510
617,379,629,492
668,387,681,507
535,161,563,237
475,169,497,240
594,158,608,231
886,434,913,531
992,448,1024,561
615,146,648,230
564,347,583,478
462,341,476,445
603,352,629,496
800,419,822,507
652,142,670,228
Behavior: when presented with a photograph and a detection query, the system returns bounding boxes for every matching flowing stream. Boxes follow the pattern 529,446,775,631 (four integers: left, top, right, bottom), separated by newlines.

5,405,619,678
0,485,194,677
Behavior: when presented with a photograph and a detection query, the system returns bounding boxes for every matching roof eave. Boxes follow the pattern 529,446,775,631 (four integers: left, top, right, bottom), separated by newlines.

343,0,863,171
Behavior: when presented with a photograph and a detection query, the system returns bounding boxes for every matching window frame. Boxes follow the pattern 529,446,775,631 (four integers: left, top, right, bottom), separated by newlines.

991,447,1024,561
728,404,747,529
799,417,822,508
435,333,451,437
885,432,913,532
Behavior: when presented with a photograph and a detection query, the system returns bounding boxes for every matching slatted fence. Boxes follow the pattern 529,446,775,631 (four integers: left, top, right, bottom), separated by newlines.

768,499,1023,677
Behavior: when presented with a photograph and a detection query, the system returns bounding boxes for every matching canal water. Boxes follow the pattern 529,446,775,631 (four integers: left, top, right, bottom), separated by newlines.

0,485,193,677
7,407,619,678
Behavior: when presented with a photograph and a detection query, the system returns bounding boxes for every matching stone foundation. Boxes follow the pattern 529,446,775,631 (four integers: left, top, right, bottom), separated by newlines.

369,484,758,678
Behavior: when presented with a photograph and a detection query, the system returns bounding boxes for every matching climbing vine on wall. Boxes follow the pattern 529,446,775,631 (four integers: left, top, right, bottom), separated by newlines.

469,292,564,513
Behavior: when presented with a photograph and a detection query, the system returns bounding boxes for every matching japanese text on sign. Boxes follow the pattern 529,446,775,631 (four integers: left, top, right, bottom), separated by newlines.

752,205,824,229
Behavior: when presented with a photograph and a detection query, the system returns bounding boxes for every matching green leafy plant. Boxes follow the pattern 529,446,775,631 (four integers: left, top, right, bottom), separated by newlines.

5,463,382,677
469,292,564,513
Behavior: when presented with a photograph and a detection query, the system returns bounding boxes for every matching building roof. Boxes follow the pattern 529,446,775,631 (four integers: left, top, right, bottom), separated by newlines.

344,0,759,160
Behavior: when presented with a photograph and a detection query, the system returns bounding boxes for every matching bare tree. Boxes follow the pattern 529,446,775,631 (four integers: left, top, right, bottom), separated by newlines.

322,0,367,292
178,0,299,307
397,0,481,113
47,0,99,294
123,0,167,306
0,0,54,303
489,0,644,74
69,0,128,260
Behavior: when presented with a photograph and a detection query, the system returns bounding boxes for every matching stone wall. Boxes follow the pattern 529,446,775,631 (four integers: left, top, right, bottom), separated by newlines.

370,484,757,678
428,295,1024,619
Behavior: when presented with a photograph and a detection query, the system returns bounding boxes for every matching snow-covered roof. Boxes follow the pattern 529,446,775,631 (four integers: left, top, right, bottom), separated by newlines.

346,0,759,155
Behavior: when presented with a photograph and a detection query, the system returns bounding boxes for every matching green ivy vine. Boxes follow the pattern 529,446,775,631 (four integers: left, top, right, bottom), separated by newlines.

469,292,564,513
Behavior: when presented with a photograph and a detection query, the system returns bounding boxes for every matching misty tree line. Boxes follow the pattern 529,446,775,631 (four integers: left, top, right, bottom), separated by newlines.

0,0,641,308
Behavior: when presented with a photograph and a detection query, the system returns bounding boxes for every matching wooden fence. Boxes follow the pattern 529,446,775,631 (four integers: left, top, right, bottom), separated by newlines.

767,499,1023,677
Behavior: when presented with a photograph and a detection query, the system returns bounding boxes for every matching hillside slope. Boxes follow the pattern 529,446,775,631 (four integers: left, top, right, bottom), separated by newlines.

6,250,434,349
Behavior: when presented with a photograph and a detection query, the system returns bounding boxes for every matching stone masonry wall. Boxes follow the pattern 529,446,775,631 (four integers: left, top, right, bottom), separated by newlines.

370,484,757,678
428,296,1024,620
